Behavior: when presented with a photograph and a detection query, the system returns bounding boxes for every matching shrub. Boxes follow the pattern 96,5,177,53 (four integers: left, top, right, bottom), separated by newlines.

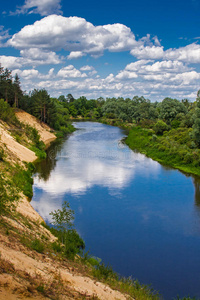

64,229,85,260
153,120,169,135
151,134,158,142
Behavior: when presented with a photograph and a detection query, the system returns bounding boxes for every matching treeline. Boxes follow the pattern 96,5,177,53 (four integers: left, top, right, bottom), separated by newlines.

54,93,200,148
1,65,200,147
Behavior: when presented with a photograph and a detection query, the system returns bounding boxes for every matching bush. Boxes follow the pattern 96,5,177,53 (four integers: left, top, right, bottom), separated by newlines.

153,120,169,135
64,229,85,260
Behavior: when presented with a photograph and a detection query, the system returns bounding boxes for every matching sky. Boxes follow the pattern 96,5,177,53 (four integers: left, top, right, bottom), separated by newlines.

0,0,200,101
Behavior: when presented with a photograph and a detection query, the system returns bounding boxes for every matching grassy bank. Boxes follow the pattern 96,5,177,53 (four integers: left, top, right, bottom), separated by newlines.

126,126,200,177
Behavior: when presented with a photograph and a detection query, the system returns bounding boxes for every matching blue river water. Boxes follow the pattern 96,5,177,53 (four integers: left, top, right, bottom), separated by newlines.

31,122,200,299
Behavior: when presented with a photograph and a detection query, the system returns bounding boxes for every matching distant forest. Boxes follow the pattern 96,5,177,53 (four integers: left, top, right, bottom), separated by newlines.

1,65,200,150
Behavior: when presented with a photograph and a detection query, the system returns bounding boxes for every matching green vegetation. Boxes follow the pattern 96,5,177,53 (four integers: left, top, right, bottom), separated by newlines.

19,89,76,135
0,98,19,125
0,172,19,213
1,65,200,299
49,201,85,260
12,163,34,199
31,238,45,253
126,126,200,176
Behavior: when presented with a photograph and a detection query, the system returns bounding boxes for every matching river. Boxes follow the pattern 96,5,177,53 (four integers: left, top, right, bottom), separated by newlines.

31,121,200,299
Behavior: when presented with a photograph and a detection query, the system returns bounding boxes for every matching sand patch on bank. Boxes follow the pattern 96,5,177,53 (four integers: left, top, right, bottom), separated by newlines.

0,239,127,300
0,123,37,162
15,111,56,146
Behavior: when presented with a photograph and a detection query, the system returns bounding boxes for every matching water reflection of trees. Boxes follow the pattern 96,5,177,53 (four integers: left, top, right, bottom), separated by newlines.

34,139,65,181
193,177,200,207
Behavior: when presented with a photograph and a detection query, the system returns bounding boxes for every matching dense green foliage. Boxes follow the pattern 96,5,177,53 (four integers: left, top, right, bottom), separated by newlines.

0,67,23,106
0,98,19,124
126,126,200,176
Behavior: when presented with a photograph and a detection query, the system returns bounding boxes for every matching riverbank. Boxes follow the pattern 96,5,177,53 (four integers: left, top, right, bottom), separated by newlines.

97,117,200,178
125,126,200,177
0,111,160,300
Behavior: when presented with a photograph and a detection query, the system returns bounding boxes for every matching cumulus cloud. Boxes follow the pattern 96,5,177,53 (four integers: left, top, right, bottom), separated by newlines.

0,49,61,69
171,71,200,85
57,65,87,78
12,67,55,80
116,70,138,80
12,0,62,16
80,65,94,71
130,43,200,64
12,68,39,79
0,56,22,69
130,45,164,60
67,51,86,60
8,15,138,57
164,43,200,63
20,48,62,65
3,14,200,101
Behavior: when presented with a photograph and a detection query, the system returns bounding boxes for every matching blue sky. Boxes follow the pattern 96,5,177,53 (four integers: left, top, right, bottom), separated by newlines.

0,0,200,101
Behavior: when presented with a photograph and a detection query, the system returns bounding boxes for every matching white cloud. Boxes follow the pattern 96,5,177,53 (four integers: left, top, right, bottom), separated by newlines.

57,65,87,78
130,43,200,64
13,0,62,16
116,70,138,80
130,45,164,59
171,71,200,85
165,43,200,63
80,65,94,71
8,15,138,57
0,49,61,69
20,48,62,65
142,60,189,74
67,51,86,60
125,60,152,71
12,68,39,79
0,56,22,69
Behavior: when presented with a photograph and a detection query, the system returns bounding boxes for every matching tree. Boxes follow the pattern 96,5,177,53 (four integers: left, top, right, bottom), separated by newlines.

153,120,169,135
30,89,51,123
158,98,187,124
58,95,66,102
50,201,74,232
66,93,75,103
0,68,13,103
13,73,23,108
49,201,85,259
192,90,200,146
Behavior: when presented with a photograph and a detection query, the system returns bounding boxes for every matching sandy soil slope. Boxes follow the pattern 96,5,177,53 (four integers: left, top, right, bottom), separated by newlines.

0,123,37,162
0,237,128,300
15,111,56,146
0,112,130,300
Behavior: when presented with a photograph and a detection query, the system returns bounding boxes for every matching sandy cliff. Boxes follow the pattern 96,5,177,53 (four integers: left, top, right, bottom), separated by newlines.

0,111,130,300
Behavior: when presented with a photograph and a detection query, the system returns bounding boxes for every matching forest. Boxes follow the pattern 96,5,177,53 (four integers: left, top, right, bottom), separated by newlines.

1,65,200,175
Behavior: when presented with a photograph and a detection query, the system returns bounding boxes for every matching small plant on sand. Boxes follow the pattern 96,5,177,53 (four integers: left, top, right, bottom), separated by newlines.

49,201,85,260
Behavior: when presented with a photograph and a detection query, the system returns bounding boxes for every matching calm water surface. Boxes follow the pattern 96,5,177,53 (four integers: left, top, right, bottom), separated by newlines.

31,122,200,299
